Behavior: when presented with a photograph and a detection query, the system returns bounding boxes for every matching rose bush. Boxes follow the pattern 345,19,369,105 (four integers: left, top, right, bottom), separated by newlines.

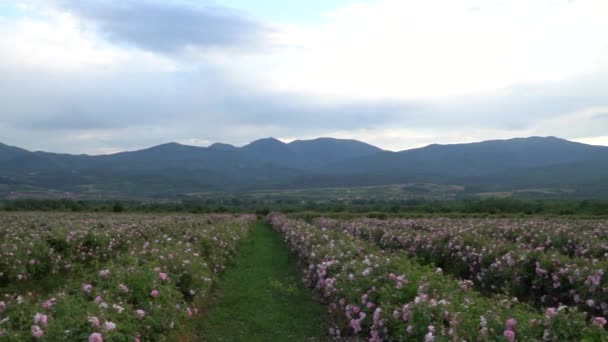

269,213,607,341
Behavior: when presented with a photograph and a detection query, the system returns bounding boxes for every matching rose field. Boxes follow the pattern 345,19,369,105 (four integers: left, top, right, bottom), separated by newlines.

1,212,607,341
268,213,608,341
0,213,255,341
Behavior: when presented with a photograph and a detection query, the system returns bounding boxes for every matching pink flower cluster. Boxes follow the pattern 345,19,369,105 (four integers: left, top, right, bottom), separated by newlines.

503,318,516,342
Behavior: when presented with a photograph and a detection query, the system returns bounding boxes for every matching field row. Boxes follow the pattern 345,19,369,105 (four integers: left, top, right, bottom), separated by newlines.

0,213,255,341
268,213,607,341
312,217,608,319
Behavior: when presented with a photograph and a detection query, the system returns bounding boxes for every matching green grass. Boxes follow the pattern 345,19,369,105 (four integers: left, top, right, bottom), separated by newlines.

200,222,326,341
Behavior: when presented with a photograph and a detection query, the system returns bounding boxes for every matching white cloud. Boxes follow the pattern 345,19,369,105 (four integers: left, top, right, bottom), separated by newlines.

178,138,212,147
573,136,608,146
528,106,608,139
0,8,177,72
217,0,608,101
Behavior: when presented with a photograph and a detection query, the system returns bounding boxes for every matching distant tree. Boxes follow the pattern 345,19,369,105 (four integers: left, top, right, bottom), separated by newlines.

112,202,124,213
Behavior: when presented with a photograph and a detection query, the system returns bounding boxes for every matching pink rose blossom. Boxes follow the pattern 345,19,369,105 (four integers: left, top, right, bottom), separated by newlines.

103,321,116,331
349,319,362,334
34,313,48,326
592,316,607,328
82,284,93,293
136,309,145,318
42,299,54,309
88,316,100,328
424,325,435,342
31,325,43,339
505,318,517,330
150,290,159,298
89,332,103,342
503,330,515,342
158,272,168,281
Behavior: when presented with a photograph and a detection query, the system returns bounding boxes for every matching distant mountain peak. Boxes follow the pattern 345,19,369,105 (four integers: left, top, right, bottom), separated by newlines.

160,142,183,147
0,142,29,151
243,137,287,149
146,142,185,149
249,137,285,144
208,142,237,150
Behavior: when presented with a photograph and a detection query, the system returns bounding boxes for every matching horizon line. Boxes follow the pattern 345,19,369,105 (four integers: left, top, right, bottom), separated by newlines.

2,135,606,157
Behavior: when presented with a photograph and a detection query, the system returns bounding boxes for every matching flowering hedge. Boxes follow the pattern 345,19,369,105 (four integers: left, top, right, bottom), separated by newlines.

269,213,607,341
0,213,255,341
312,217,608,320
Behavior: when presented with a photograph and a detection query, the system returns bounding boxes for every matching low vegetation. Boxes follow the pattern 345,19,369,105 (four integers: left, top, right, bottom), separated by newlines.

2,197,608,217
268,213,607,341
0,213,255,340
201,222,325,341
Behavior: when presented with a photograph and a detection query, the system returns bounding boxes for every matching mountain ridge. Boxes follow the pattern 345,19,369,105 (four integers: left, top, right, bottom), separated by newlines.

1,136,607,198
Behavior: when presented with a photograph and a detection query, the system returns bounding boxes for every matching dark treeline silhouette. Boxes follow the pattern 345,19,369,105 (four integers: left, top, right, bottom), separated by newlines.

2,198,608,217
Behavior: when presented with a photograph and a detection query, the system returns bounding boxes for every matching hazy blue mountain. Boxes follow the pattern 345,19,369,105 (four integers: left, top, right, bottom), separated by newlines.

287,137,383,168
328,136,608,178
0,143,30,163
239,137,383,169
1,136,608,198
208,143,238,151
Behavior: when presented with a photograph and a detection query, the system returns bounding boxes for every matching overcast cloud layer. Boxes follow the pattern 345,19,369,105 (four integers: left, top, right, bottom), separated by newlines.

0,0,607,154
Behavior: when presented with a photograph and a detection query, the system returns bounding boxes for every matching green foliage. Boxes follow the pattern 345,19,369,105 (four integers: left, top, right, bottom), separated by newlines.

201,223,326,341
112,202,124,213
3,197,608,217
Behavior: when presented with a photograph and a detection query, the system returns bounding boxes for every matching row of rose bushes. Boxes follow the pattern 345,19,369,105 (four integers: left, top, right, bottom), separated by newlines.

314,217,608,259
0,213,244,285
313,217,608,319
268,213,607,341
462,218,608,259
0,213,255,341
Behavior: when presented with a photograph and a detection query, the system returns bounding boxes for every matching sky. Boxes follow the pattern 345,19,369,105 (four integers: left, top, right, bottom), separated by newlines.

0,0,607,154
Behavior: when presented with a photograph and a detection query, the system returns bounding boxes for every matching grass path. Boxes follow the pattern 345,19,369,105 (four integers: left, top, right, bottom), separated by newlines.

200,222,326,341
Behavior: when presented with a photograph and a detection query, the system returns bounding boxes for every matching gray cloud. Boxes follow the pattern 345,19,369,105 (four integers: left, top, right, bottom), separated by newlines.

420,73,608,130
593,113,608,120
53,0,269,52
1,60,608,154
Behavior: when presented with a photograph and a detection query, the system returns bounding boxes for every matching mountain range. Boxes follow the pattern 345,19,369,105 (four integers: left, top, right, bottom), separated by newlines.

1,136,607,199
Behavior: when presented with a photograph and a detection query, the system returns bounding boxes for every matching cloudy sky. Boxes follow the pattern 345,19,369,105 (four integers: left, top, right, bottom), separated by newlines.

0,0,607,154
